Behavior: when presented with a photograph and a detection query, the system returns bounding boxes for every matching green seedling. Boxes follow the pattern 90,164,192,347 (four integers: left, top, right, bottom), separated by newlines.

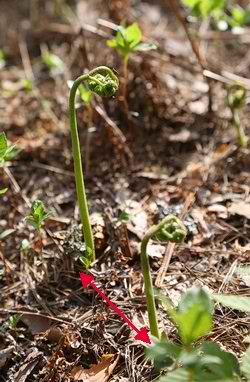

0,132,20,195
107,23,156,118
42,50,64,73
0,49,6,69
7,314,20,329
21,79,33,93
69,66,119,265
146,288,241,381
226,82,248,148
0,132,19,163
25,199,52,232
229,6,250,28
140,215,187,339
182,0,225,18
0,188,8,196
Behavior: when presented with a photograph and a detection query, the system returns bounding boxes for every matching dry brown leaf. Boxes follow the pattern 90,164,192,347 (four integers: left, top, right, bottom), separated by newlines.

0,346,14,368
13,349,43,382
20,313,51,335
228,202,250,220
71,354,119,382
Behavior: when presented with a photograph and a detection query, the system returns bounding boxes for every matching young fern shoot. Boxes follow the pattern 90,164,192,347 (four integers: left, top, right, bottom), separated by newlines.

107,23,156,121
226,82,248,148
141,215,187,339
69,67,119,265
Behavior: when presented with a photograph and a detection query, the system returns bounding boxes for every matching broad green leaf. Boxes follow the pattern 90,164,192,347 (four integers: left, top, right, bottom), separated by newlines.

178,288,213,314
0,188,8,196
157,288,213,346
107,23,153,59
123,23,142,48
201,342,240,378
213,294,250,313
176,288,213,345
145,340,181,370
241,346,250,380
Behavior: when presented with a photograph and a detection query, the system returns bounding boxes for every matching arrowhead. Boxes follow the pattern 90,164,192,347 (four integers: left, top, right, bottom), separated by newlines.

134,327,151,345
80,272,94,288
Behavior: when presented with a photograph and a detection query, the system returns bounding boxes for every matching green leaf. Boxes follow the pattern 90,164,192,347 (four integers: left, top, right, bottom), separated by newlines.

0,188,8,196
106,39,118,48
241,346,250,380
0,132,20,162
123,23,142,48
176,288,213,345
182,0,225,18
157,288,213,346
42,52,64,70
25,200,52,231
133,42,157,52
155,290,178,322
118,211,131,222
145,340,182,370
0,49,6,69
201,342,240,378
107,23,155,59
21,79,33,92
0,132,8,158
79,84,93,105
213,294,250,313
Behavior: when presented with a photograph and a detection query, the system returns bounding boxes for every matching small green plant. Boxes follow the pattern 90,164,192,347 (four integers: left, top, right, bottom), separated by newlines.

21,79,33,93
69,66,119,265
140,215,187,339
25,200,52,232
107,23,156,118
226,82,248,148
0,49,6,69
42,50,64,72
0,132,19,163
146,287,241,381
181,0,225,18
0,132,20,195
0,187,8,196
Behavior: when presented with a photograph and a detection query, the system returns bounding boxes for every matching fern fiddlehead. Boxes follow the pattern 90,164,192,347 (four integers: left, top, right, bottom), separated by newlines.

69,66,119,264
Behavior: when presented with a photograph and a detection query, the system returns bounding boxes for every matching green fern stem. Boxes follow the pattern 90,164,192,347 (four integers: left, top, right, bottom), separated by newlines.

69,66,119,264
140,215,187,339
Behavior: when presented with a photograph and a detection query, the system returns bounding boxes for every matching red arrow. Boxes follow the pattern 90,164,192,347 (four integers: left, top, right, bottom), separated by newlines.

80,272,151,345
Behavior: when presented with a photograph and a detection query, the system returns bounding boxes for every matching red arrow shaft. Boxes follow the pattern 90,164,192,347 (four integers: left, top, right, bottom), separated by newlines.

90,281,139,334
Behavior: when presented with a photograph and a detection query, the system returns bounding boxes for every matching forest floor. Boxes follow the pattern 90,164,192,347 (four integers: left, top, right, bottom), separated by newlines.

1,1,250,381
